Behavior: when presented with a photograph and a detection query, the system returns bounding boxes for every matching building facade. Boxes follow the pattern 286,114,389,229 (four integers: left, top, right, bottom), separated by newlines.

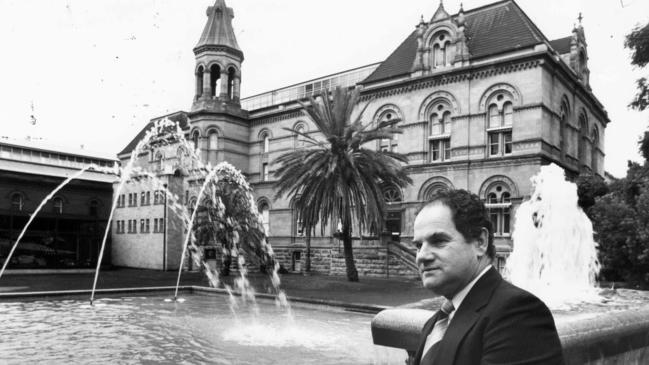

115,0,609,277
0,138,116,270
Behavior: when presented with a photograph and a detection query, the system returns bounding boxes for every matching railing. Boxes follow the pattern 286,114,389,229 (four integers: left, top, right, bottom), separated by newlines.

241,63,380,111
387,241,418,272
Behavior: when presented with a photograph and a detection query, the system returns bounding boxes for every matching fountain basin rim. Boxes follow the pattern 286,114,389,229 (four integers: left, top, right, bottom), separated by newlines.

0,286,193,300
0,285,390,314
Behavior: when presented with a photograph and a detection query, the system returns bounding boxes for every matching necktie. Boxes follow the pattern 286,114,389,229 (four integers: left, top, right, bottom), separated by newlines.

420,299,455,364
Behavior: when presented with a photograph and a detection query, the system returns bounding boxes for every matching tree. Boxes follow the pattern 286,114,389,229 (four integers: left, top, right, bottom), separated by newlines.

192,166,274,277
625,22,649,111
576,173,608,212
274,87,412,281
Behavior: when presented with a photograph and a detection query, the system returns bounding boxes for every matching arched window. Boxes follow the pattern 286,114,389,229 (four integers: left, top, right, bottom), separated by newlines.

377,110,400,152
52,197,63,214
258,201,270,235
154,151,164,171
209,64,221,98
486,93,514,157
431,32,451,68
294,124,306,149
227,67,236,99
10,193,23,211
503,102,513,126
428,101,452,162
260,131,270,153
559,99,569,156
196,66,204,97
383,186,402,204
89,199,99,217
488,105,500,128
192,130,200,151
484,183,512,236
591,126,599,174
578,113,588,167
208,131,218,151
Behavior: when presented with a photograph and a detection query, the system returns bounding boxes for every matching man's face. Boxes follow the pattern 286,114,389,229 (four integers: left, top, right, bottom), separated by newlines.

413,203,485,298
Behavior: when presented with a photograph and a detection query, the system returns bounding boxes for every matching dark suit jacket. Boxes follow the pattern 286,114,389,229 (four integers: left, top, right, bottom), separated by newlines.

413,267,564,365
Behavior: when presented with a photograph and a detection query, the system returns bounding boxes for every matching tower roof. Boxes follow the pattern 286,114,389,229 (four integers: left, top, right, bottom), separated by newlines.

194,0,241,55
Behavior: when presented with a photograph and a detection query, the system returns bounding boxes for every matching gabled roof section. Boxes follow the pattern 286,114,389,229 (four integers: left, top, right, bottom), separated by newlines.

194,0,241,53
431,1,450,22
549,36,572,54
362,0,548,84
118,112,189,157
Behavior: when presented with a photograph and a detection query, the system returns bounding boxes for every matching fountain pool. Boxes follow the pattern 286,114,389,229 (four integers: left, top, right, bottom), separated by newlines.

0,292,403,364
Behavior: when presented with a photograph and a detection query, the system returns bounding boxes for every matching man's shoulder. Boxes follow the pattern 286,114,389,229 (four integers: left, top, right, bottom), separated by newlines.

490,278,553,315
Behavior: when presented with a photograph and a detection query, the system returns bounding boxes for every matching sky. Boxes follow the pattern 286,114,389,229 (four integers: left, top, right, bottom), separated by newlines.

0,0,648,177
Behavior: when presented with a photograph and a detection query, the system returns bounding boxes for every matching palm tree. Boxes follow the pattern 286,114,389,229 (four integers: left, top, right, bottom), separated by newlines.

274,87,412,281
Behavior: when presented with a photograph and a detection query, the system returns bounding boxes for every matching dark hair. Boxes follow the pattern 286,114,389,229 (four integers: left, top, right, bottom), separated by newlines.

423,189,495,259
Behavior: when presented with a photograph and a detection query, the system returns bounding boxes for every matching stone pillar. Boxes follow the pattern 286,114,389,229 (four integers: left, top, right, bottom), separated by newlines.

422,48,431,73
233,75,241,102
202,71,211,99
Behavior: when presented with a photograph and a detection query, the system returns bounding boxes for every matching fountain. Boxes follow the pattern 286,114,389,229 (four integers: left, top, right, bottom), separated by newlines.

0,119,403,364
372,163,649,364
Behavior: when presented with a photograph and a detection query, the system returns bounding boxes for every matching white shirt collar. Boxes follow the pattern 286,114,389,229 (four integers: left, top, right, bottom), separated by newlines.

448,265,492,322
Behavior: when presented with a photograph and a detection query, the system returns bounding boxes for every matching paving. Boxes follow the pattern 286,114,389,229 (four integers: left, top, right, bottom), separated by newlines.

0,268,434,307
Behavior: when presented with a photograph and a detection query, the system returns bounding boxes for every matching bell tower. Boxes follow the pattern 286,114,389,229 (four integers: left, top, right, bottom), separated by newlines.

192,0,244,112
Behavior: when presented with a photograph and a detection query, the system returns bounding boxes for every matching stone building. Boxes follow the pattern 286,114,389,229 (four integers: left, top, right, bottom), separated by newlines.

115,0,609,277
0,138,116,270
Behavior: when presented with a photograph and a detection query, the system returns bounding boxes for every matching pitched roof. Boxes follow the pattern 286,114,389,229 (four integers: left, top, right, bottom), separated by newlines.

362,0,549,84
549,36,572,54
194,0,241,53
118,112,189,157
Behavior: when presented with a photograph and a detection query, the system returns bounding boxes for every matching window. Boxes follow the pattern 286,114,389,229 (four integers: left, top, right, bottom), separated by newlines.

429,105,452,136
146,191,150,205
10,193,23,211
383,186,402,204
262,163,269,181
578,113,588,168
431,32,451,68
430,139,451,162
208,132,218,151
488,131,512,157
559,99,569,156
89,200,99,216
591,127,599,173
258,201,270,235
52,197,63,214
260,131,270,153
294,125,306,148
227,67,236,99
154,151,164,171
377,110,399,152
485,185,512,236
140,219,145,233
210,64,221,98
192,130,200,151
145,219,150,233
140,192,146,206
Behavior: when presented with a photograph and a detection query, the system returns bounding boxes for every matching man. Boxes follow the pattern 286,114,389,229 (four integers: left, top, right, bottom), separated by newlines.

412,189,564,365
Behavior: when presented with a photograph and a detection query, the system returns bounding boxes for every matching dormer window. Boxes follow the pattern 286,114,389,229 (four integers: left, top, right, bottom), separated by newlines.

431,32,452,69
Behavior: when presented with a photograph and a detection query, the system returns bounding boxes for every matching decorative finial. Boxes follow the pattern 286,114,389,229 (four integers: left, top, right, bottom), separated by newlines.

420,14,425,23
578,12,583,24
460,2,464,11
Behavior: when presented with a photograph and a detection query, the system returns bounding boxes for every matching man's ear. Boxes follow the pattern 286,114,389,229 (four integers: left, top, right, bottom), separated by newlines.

474,227,489,256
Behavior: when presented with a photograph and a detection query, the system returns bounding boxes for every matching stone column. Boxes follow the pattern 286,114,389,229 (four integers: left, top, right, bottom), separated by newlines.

220,70,229,99
233,75,241,102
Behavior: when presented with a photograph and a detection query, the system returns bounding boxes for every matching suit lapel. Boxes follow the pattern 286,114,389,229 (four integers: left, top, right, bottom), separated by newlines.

434,267,503,364
413,311,442,365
